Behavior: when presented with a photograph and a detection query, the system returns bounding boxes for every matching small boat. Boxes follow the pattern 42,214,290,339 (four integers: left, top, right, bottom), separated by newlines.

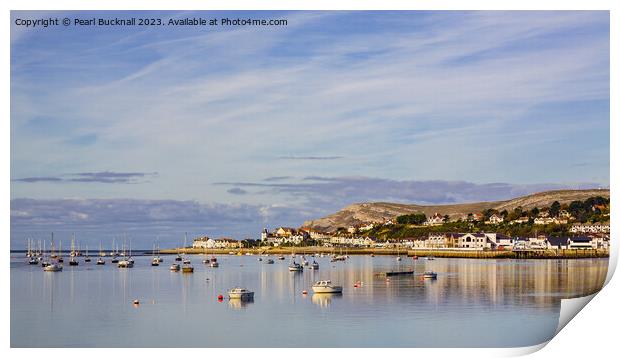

423,271,437,279
277,255,285,260
58,257,64,263
288,261,303,272
210,261,219,267
228,287,254,300
211,256,217,263
117,259,133,268
28,257,39,265
96,257,105,265
84,246,91,262
396,256,402,261
183,258,191,264
258,257,263,262
312,280,343,294
41,260,50,267
370,253,375,257
151,258,160,266
182,264,194,273
170,263,180,271
175,255,183,262
310,261,319,270
426,256,435,261
266,259,275,264
128,257,135,265
43,263,63,272
412,255,418,260
69,258,79,266
202,258,210,264
111,256,119,263
330,255,346,262
302,257,309,266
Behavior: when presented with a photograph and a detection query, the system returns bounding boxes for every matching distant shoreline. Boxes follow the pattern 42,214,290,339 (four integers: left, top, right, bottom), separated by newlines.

159,247,609,259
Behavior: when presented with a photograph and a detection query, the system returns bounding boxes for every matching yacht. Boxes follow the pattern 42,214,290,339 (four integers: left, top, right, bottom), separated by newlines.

117,259,133,268
43,263,63,272
96,257,105,265
69,258,79,266
228,287,254,300
310,261,319,270
288,261,303,272
266,259,275,264
312,280,343,294
28,257,39,265
151,257,160,266
170,263,181,271
210,261,219,268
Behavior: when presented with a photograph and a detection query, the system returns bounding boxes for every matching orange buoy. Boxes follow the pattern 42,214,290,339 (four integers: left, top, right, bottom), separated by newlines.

133,299,140,305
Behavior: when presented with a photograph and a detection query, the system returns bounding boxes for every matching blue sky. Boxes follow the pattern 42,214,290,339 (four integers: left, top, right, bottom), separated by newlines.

10,11,609,248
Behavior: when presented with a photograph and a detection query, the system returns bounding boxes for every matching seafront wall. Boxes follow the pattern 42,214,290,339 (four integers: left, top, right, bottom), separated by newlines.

160,247,609,259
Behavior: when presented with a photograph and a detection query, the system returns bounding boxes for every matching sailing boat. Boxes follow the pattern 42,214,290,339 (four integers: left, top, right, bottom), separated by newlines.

96,242,105,265
181,233,194,273
84,245,91,262
111,239,119,263
58,240,64,263
41,239,51,267
117,239,134,268
69,234,79,266
28,239,38,264
151,240,161,266
396,242,402,261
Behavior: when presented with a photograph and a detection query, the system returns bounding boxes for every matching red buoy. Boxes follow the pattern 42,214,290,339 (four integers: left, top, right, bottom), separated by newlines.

217,294,224,300
133,299,140,305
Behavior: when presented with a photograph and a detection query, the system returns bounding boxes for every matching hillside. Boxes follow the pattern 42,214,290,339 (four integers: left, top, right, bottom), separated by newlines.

302,189,610,232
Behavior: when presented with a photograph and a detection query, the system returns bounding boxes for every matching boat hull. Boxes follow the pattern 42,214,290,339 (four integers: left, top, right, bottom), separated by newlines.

228,292,254,300
312,286,342,294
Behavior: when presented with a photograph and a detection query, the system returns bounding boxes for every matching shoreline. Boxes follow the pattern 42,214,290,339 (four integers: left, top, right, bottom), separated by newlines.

160,247,609,259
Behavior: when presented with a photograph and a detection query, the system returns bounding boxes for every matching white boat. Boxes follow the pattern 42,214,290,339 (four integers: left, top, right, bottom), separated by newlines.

43,263,63,272
310,261,319,270
117,259,133,268
277,255,285,260
396,256,402,261
210,261,219,268
312,280,343,294
423,271,437,279
228,287,254,300
288,261,303,271
28,257,39,265
96,257,105,265
202,258,210,264
170,263,180,271
330,255,346,262
183,259,191,264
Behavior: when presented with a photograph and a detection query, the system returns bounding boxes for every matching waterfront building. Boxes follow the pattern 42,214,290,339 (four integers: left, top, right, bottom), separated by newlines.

569,223,610,234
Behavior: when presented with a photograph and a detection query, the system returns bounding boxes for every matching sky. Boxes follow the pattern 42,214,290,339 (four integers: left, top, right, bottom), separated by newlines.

10,10,610,249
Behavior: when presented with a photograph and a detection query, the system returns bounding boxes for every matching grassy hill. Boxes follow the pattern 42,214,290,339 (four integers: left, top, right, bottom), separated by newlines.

302,189,610,232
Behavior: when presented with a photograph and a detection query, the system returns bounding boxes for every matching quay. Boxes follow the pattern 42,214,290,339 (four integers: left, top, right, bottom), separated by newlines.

160,246,609,259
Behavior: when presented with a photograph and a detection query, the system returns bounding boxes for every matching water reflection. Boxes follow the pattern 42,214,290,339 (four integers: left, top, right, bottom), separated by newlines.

10,255,608,348
311,293,342,308
228,298,254,310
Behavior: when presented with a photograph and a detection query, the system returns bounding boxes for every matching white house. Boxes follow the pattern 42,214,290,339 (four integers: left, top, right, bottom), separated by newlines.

486,213,504,224
425,213,444,226
567,236,595,249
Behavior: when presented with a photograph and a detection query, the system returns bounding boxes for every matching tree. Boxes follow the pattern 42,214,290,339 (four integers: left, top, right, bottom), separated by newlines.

549,201,561,217
530,207,539,217
443,215,450,223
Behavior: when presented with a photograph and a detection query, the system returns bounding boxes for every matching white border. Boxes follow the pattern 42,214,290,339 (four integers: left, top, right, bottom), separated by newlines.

3,1,617,357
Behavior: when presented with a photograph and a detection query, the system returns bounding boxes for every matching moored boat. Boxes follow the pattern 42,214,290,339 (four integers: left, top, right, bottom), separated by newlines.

266,259,275,264
288,261,303,272
96,257,105,265
210,261,219,267
228,287,254,300
170,263,181,271
423,271,437,279
182,264,194,273
43,263,63,272
310,261,319,270
312,280,342,294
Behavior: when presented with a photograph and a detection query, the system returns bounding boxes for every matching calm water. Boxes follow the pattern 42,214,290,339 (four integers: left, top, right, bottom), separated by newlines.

10,254,608,347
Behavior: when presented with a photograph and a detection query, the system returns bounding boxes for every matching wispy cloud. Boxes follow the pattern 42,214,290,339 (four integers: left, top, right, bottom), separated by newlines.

278,156,343,160
227,187,248,195
12,171,158,184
